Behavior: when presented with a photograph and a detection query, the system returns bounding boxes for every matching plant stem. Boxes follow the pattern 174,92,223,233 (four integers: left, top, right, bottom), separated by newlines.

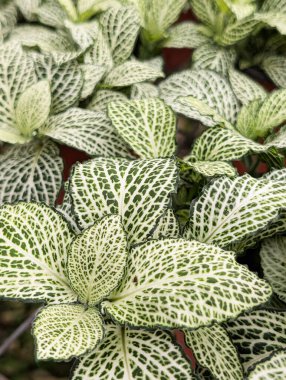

0,310,38,356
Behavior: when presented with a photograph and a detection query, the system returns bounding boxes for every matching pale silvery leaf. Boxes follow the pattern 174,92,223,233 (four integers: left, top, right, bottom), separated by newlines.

72,323,195,380
260,236,286,302
184,325,243,380
0,1,17,40
262,56,286,88
225,309,286,371
192,44,236,76
0,43,36,135
15,81,51,139
190,0,218,29
0,140,63,205
152,209,180,239
77,0,122,17
217,16,259,46
57,0,78,22
187,160,237,178
33,305,103,361
159,69,239,127
103,60,164,88
236,99,263,140
44,108,132,158
33,54,83,114
70,158,178,245
84,28,113,69
130,83,159,99
57,188,81,234
163,22,210,49
100,6,140,65
104,239,271,329
248,350,286,380
229,69,267,106
108,98,176,158
264,168,286,181
144,56,164,71
36,0,67,28
68,215,128,305
0,202,77,303
79,64,106,100
254,13,286,35
184,175,286,249
16,0,41,21
65,19,99,50
223,0,256,19
87,89,128,112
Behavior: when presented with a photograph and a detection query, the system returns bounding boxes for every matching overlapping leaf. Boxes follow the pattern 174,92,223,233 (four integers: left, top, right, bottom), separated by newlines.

108,98,176,158
262,56,286,88
84,27,113,69
70,158,178,245
247,350,286,379
87,89,128,112
0,1,17,40
0,140,63,205
33,304,103,361
184,324,243,380
0,203,76,303
152,209,180,239
130,83,159,99
184,175,286,248
79,64,105,100
190,0,218,29
164,22,210,49
72,323,194,379
217,16,259,46
104,239,271,329
68,215,128,305
186,160,237,178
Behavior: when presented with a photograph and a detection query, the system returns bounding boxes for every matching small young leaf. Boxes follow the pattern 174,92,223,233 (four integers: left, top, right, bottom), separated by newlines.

262,55,286,88
189,0,218,29
15,81,51,138
79,64,106,100
217,16,259,46
44,108,132,158
65,19,99,50
84,27,113,69
236,99,263,140
72,323,195,380
184,325,243,380
108,98,176,158
103,60,164,88
260,236,286,302
187,160,237,178
70,158,178,245
68,215,128,306
0,203,76,303
0,140,63,205
225,309,286,371
247,350,286,379
104,239,271,329
223,0,256,19
163,22,210,49
130,82,159,99
184,175,286,248
87,89,128,112
33,304,103,361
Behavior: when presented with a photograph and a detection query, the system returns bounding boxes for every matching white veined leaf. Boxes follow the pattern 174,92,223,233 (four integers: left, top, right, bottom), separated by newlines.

0,127,30,145
229,69,267,105
225,309,286,371
100,6,140,65
15,81,51,139
236,99,263,140
87,89,128,112
33,304,103,361
104,239,271,329
57,0,78,22
163,22,210,49
70,158,178,246
262,55,286,88
261,0,286,12
222,0,256,19
184,175,286,249
192,44,236,76
264,168,286,181
144,56,164,71
57,187,81,234
72,323,195,380
190,0,218,29
36,0,67,28
0,140,63,205
33,54,83,114
260,236,286,302
247,350,286,380
195,366,214,380
68,215,128,305
184,325,243,380
108,98,176,158
159,69,239,127
187,160,237,178
0,202,77,303
217,16,259,46
77,0,122,19
130,82,159,99
0,1,17,40
254,13,286,35
16,0,41,21
0,42,36,133
152,209,180,239
84,27,113,69
103,60,164,88
65,19,99,50
79,64,106,100
44,108,132,158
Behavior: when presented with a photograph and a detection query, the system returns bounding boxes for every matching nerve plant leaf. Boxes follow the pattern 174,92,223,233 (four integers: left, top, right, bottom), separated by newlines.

70,158,178,245
152,209,180,239
103,239,271,329
0,140,63,205
72,323,195,380
163,22,210,49
262,55,286,88
130,82,159,99
0,202,77,303
184,324,243,380
247,350,286,380
33,304,103,361
68,215,128,306
108,98,176,158
225,309,286,372
260,236,286,302
87,89,128,112
184,175,286,249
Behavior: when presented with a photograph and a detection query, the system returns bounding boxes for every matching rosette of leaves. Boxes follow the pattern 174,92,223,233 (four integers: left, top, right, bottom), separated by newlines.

0,154,273,378
160,68,286,179
0,42,132,205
